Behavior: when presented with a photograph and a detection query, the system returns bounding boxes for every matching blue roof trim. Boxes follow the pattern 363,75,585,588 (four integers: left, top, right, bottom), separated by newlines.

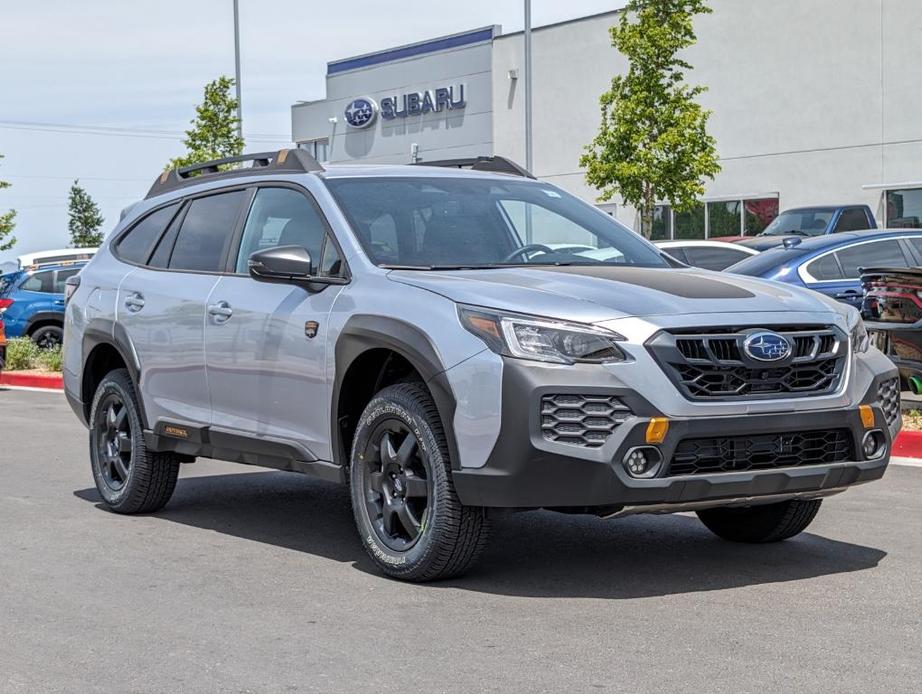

327,27,495,75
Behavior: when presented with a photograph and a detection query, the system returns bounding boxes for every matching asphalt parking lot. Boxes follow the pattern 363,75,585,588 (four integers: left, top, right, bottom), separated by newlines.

2,388,920,694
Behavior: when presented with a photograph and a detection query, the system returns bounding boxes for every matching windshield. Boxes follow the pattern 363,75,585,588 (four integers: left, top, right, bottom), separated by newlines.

324,177,668,269
760,209,833,237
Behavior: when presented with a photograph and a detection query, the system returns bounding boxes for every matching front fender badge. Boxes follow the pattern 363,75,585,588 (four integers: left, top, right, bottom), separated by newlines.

646,417,670,445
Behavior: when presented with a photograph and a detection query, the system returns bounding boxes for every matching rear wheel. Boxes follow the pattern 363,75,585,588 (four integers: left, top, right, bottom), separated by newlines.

350,383,490,581
31,324,63,349
696,499,822,543
89,369,180,514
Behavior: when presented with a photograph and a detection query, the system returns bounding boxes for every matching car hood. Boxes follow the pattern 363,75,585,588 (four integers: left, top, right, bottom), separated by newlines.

388,266,844,323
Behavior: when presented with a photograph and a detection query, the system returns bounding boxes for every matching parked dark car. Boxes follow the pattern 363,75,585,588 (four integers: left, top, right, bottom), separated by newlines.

729,205,878,251
726,229,922,309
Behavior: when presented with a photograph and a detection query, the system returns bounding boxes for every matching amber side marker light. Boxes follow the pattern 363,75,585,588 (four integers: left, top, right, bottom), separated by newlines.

859,405,875,429
645,417,670,444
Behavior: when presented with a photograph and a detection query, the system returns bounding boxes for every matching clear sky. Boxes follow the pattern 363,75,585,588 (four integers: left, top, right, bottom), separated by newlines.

0,0,620,264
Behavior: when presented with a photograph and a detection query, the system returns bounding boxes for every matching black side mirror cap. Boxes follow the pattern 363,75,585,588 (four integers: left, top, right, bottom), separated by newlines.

248,245,313,283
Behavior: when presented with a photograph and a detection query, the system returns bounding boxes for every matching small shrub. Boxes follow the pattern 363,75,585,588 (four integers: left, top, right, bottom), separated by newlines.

35,345,63,372
5,337,40,370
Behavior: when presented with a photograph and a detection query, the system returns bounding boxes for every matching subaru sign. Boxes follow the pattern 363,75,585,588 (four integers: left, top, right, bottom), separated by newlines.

344,97,378,129
743,332,792,362
381,84,466,120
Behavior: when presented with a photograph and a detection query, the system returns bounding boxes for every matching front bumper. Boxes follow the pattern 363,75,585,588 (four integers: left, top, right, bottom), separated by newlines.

451,358,899,510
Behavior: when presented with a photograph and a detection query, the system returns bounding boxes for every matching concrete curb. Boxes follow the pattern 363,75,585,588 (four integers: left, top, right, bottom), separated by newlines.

0,371,64,390
893,430,922,459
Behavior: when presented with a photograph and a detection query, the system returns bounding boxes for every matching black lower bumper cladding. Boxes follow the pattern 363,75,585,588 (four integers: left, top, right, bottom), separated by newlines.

451,359,898,510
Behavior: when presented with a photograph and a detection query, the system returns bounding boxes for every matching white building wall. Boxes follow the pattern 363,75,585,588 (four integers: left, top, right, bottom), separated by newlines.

493,0,922,231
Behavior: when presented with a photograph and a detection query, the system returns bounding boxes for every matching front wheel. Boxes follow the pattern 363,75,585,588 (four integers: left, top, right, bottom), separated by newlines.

31,324,63,349
697,499,822,543
349,383,490,581
89,369,180,514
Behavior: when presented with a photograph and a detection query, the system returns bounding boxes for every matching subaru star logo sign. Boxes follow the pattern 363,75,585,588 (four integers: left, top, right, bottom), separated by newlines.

344,97,377,129
743,331,792,362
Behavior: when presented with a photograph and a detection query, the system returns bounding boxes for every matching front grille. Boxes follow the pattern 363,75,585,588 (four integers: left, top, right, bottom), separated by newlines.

540,394,631,447
876,377,901,429
669,429,853,476
649,326,847,400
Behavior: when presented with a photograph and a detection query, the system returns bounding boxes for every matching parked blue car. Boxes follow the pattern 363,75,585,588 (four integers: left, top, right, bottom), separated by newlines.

726,229,922,308
0,262,86,348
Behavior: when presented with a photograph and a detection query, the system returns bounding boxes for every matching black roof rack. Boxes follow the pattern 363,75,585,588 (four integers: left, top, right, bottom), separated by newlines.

413,156,535,179
146,148,324,199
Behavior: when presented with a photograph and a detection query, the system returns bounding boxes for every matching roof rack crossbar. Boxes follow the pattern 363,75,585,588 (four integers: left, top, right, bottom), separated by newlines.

413,156,535,179
146,149,323,199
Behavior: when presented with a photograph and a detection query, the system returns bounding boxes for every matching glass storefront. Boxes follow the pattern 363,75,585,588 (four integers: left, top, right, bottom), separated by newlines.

706,201,742,237
886,189,922,228
674,204,706,239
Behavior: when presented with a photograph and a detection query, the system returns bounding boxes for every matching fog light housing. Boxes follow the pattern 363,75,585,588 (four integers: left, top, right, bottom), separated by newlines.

861,430,886,460
621,446,663,479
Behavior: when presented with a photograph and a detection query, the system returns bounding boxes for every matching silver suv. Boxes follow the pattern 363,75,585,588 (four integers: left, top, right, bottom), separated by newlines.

63,150,901,581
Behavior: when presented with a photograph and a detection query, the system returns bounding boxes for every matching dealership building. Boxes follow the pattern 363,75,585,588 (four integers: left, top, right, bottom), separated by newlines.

291,0,922,239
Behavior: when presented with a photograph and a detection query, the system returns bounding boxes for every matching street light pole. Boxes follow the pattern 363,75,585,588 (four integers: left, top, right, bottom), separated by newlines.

524,0,533,174
233,0,243,141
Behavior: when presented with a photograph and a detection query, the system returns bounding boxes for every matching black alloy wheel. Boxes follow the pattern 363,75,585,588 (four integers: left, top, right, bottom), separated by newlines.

94,392,133,491
33,325,63,350
361,421,431,552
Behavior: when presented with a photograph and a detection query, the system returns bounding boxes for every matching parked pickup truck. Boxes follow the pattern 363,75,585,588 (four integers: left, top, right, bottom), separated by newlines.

734,205,878,251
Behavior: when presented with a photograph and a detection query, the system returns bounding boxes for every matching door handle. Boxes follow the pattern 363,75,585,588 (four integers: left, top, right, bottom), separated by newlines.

207,301,233,322
124,293,145,312
834,290,862,299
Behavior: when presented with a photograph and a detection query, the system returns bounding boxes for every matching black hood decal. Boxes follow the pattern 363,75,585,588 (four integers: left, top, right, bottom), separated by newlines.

538,266,755,299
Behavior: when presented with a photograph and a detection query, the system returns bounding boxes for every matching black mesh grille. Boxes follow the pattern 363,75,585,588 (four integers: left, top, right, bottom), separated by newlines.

876,377,901,429
540,394,631,447
668,429,853,476
649,326,847,400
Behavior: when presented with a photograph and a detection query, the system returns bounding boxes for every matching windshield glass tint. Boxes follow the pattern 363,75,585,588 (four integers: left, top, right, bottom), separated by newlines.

726,248,809,276
324,177,668,268
761,210,834,236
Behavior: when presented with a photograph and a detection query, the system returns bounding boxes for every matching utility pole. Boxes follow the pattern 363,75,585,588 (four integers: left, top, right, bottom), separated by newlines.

233,0,243,141
524,0,534,242
524,0,533,174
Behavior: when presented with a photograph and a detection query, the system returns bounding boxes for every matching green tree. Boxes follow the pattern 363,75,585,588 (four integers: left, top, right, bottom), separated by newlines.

580,0,721,238
0,153,16,252
168,76,244,170
67,180,105,247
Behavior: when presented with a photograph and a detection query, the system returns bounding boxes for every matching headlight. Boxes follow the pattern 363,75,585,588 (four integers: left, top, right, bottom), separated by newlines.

851,319,870,354
458,305,628,364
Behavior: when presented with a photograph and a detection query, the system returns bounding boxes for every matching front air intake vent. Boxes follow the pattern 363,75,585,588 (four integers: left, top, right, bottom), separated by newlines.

540,394,631,447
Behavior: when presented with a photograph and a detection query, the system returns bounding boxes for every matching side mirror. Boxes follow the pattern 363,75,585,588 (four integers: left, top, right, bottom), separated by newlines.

248,245,313,283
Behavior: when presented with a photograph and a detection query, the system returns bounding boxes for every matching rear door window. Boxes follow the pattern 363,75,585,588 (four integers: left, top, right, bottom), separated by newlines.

834,239,909,278
169,191,246,272
804,253,843,281
116,203,180,265
20,270,55,293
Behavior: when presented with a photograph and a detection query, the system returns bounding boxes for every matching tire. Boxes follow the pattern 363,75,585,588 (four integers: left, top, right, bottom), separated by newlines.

349,383,490,581
89,368,180,514
31,324,63,350
696,499,822,543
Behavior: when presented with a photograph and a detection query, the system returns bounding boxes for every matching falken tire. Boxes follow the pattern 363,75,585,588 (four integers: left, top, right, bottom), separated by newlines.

696,499,822,543
89,368,180,514
349,383,490,582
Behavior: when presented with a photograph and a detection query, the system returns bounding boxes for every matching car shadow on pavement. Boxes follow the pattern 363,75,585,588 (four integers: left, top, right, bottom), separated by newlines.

74,470,887,599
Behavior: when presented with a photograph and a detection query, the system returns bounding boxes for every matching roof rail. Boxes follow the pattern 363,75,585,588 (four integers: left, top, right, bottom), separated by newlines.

146,149,324,199
413,156,535,179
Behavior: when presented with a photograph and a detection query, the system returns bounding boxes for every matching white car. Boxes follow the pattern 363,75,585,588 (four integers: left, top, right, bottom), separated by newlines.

655,240,759,271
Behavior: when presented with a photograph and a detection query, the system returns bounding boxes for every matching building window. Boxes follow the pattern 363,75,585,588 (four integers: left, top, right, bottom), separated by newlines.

674,204,705,239
706,201,741,238
886,189,922,228
299,138,329,163
744,198,779,235
651,205,671,240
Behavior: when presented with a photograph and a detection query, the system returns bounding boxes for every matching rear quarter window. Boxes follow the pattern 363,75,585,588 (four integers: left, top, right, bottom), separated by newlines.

115,203,180,265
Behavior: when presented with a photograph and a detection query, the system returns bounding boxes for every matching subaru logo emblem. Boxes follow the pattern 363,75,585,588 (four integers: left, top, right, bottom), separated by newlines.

344,97,377,129
743,331,792,362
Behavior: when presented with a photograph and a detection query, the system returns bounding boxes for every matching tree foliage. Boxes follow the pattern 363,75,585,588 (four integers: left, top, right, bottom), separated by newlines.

0,153,16,252
580,0,720,237
168,76,244,170
67,179,105,247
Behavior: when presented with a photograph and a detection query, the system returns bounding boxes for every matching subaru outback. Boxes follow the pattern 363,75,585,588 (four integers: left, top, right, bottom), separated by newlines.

63,150,901,581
